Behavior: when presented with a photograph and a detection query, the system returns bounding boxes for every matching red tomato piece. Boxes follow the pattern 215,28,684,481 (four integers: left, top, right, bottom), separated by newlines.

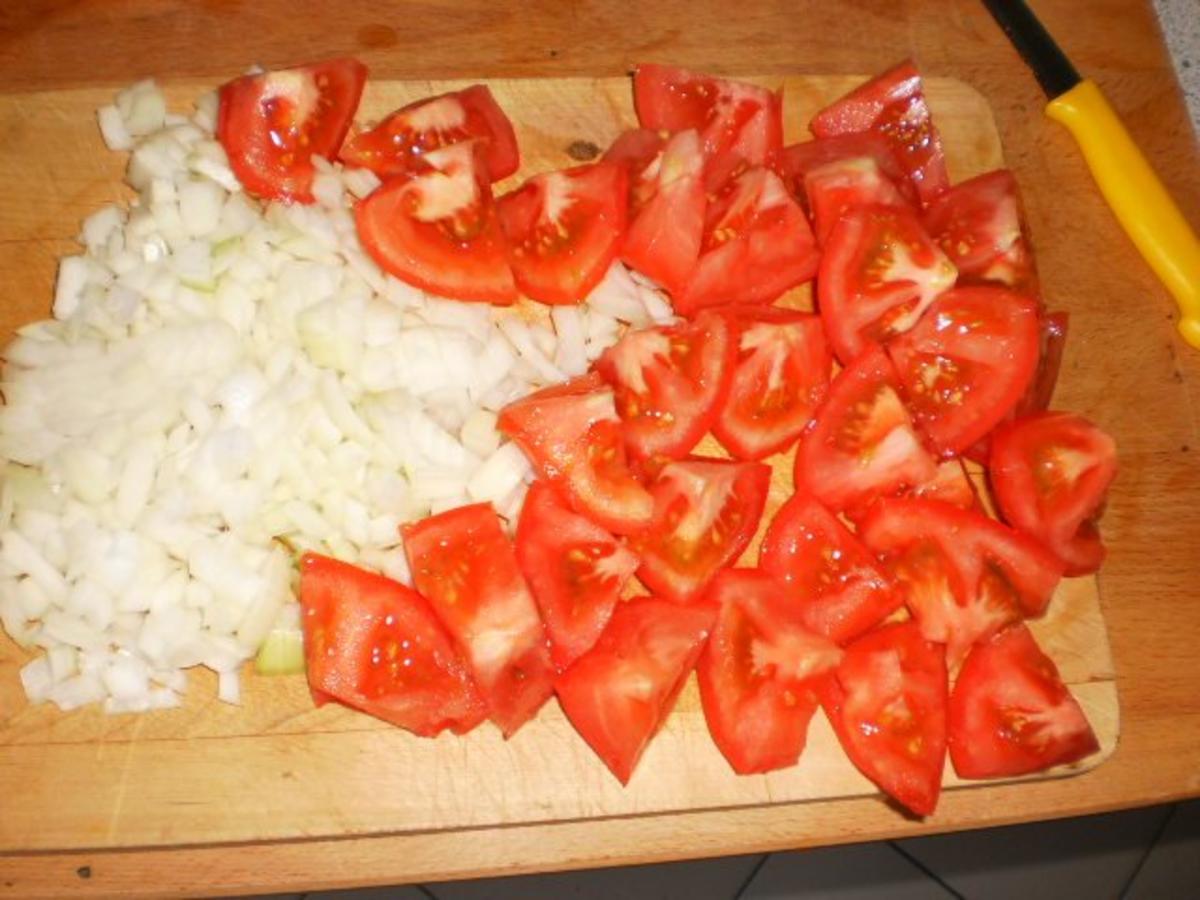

759,492,900,644
805,156,912,245
497,373,655,534
990,412,1118,576
497,161,628,304
340,84,519,182
887,286,1041,457
818,203,957,365
712,308,832,461
635,458,772,603
603,128,667,180
769,133,918,210
794,346,938,513
620,129,708,295
697,569,842,774
923,170,1037,293
817,621,948,817
810,61,950,205
676,167,820,314
556,596,714,784
514,481,641,670
633,64,783,190
401,504,554,737
299,553,487,737
597,310,735,462
356,142,518,304
217,59,366,204
911,459,979,511
858,498,1065,667
1018,311,1070,416
949,624,1099,778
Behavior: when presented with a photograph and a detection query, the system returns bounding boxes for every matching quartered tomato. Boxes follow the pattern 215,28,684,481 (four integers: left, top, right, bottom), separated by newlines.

497,373,655,534
810,60,950,205
340,84,519,182
635,458,772,603
676,167,819,314
355,141,517,304
923,169,1037,292
1018,311,1070,416
514,481,641,670
299,553,486,737
633,64,783,189
818,203,957,364
759,492,900,644
497,161,628,304
949,624,1099,778
990,412,1117,576
620,129,707,295
911,459,978,511
712,308,831,461
217,58,366,203
697,569,842,774
597,310,735,462
603,128,667,185
793,346,938,514
401,503,554,737
858,498,1065,667
887,286,1041,456
817,621,948,817
804,156,912,245
556,596,714,784
769,132,917,211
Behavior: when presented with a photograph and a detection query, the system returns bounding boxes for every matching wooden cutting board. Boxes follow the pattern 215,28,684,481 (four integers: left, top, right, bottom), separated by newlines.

0,75,1118,853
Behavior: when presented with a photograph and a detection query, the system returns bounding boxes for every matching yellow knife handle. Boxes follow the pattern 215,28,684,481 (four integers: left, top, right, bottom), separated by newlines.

1045,79,1200,349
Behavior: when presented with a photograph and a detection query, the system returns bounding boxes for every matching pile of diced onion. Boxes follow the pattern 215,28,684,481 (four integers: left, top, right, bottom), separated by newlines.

0,79,673,713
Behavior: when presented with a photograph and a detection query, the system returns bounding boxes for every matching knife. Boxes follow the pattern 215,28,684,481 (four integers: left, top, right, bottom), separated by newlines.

982,0,1200,349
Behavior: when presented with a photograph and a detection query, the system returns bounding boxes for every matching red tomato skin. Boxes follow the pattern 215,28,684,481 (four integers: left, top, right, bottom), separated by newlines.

804,156,912,246
810,60,950,205
341,84,519,182
402,504,555,737
948,625,1099,778
769,133,918,210
990,412,1117,576
697,569,842,774
556,596,715,784
218,59,367,204
299,553,487,737
515,481,641,670
817,621,948,817
759,492,901,644
497,161,629,305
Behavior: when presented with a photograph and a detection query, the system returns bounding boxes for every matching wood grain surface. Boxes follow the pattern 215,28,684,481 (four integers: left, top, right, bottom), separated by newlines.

0,1,1198,897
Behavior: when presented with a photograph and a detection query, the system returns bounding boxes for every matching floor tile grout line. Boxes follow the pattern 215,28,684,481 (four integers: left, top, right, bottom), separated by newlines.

887,840,967,900
732,852,771,899
1118,803,1178,899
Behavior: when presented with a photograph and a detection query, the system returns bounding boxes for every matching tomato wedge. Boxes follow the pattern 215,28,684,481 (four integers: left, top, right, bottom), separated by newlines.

769,133,918,211
401,503,554,737
620,129,707,295
299,553,486,737
794,346,938,514
635,458,772,603
817,621,948,817
911,459,979,511
759,492,900,644
633,64,783,189
603,128,667,188
887,286,1041,457
818,203,957,365
810,60,950,205
805,156,912,245
514,481,641,670
712,308,831,461
990,412,1117,576
1017,310,1070,416
697,569,842,774
858,498,1065,667
923,169,1037,293
949,624,1099,778
217,59,366,203
356,141,518,304
497,373,655,534
597,310,735,462
497,161,628,304
556,596,714,784
676,167,819,314
340,84,519,182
